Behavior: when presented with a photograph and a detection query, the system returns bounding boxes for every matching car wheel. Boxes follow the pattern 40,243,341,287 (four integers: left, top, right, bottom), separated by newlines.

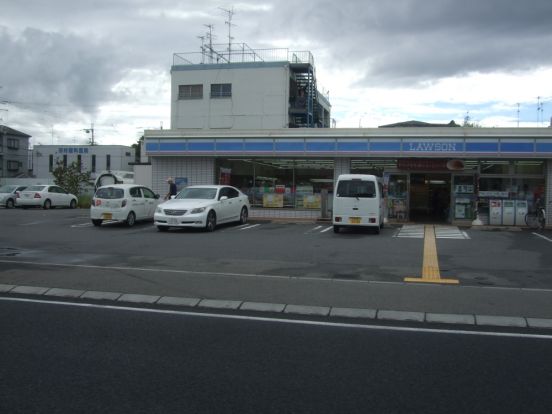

205,211,216,232
6,198,14,209
70,199,77,209
43,199,51,210
92,219,102,227
239,207,248,224
157,226,168,232
126,211,136,227
333,225,340,233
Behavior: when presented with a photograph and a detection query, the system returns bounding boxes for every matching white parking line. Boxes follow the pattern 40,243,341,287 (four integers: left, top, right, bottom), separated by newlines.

239,224,261,231
305,225,323,234
532,232,552,242
71,223,93,228
320,226,333,233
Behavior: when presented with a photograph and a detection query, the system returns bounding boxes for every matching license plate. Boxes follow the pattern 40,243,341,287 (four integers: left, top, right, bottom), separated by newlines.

102,213,112,220
168,218,178,225
349,217,361,224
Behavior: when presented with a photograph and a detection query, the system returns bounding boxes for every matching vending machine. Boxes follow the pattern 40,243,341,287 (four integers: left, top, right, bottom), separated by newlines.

489,199,503,225
515,200,528,226
502,200,515,226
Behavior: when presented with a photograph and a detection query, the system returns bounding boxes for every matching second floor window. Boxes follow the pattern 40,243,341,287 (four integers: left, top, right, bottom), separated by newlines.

178,84,203,100
7,138,19,150
210,83,232,98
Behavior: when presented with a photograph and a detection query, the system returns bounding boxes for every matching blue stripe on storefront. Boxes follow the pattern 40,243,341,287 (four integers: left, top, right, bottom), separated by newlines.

305,142,336,152
465,142,498,152
188,142,215,151
370,142,402,152
275,142,305,151
500,142,534,152
145,143,159,152
216,142,243,151
244,142,274,152
536,143,552,153
158,142,186,151
336,142,368,152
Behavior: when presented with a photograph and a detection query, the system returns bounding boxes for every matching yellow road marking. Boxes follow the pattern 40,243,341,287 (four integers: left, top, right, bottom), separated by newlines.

404,225,459,285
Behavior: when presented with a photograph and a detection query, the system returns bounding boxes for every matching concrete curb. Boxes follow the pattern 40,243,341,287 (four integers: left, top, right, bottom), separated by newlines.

2,283,552,330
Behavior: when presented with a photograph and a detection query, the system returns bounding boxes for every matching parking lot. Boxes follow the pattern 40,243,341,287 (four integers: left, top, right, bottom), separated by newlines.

1,207,552,290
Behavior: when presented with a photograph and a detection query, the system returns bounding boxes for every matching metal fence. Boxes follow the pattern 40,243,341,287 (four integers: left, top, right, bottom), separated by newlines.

173,45,314,67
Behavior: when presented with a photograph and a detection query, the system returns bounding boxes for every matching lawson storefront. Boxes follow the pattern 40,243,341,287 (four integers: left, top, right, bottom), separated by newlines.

144,127,552,226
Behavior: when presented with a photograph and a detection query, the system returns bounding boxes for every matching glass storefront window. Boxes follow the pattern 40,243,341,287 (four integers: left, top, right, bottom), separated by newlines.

513,161,544,175
480,160,510,174
453,175,475,220
214,158,334,209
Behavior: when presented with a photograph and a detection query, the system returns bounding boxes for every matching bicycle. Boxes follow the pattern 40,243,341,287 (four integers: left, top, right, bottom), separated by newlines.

525,201,546,230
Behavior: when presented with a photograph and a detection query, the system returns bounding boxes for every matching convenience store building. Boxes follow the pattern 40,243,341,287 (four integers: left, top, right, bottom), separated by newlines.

144,126,552,227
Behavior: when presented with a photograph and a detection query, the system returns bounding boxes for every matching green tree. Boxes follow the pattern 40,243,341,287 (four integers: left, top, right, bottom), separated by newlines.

52,160,92,197
132,135,144,162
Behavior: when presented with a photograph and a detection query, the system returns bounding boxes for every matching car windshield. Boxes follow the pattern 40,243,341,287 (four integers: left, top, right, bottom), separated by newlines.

26,185,47,192
95,187,125,199
176,187,217,200
0,185,17,193
336,180,376,198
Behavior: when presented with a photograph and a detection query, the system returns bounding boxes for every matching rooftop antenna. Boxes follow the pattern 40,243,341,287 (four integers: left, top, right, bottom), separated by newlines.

516,103,520,127
537,96,541,126
219,7,236,62
204,24,215,63
197,35,206,63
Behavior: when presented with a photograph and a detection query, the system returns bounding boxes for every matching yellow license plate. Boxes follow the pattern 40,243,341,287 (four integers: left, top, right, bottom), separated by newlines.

349,217,361,224
102,213,113,220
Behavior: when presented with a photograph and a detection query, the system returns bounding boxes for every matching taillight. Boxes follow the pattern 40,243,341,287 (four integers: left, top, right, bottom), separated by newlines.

15,192,20,198
122,199,127,207
34,193,42,199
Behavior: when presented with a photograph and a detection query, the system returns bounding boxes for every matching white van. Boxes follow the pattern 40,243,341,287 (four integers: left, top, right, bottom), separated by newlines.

332,174,384,234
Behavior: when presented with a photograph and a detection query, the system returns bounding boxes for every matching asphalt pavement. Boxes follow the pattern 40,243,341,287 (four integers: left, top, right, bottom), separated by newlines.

2,298,552,414
1,208,552,323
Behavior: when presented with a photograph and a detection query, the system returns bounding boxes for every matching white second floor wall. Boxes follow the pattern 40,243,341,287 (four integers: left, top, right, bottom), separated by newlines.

171,63,290,130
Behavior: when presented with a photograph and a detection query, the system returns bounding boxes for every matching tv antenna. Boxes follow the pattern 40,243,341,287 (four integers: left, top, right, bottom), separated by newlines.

219,7,236,62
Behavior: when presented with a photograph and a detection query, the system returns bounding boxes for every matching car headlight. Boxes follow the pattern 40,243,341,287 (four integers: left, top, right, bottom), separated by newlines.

156,206,163,213
190,207,206,214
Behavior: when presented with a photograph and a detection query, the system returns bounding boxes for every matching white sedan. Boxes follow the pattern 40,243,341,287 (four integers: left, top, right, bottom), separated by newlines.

91,184,161,227
16,185,78,209
0,185,27,208
154,185,250,232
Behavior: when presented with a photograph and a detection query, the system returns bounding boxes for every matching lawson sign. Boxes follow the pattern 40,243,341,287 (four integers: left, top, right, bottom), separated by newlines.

403,141,464,153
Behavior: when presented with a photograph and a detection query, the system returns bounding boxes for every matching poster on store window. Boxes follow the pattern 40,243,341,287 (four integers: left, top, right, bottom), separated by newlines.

175,177,188,192
219,167,231,185
303,195,321,209
263,193,284,208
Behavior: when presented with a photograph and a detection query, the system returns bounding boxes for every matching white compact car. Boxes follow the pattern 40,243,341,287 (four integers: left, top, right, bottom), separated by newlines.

154,185,250,232
0,185,27,208
91,184,161,227
16,185,78,209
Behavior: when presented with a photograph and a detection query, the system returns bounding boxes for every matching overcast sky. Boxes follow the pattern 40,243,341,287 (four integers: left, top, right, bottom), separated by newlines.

1,0,552,146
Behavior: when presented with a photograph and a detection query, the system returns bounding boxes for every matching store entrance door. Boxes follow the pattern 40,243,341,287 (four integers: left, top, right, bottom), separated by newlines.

409,173,451,223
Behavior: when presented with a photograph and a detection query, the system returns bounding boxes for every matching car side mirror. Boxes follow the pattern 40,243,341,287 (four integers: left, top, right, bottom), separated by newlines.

155,194,160,199
220,196,229,201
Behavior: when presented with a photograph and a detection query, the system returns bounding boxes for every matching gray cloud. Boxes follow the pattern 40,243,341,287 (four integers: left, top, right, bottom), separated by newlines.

0,27,125,114
255,0,552,86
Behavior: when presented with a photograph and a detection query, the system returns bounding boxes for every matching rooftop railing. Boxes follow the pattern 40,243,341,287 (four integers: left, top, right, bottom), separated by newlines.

173,44,314,67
